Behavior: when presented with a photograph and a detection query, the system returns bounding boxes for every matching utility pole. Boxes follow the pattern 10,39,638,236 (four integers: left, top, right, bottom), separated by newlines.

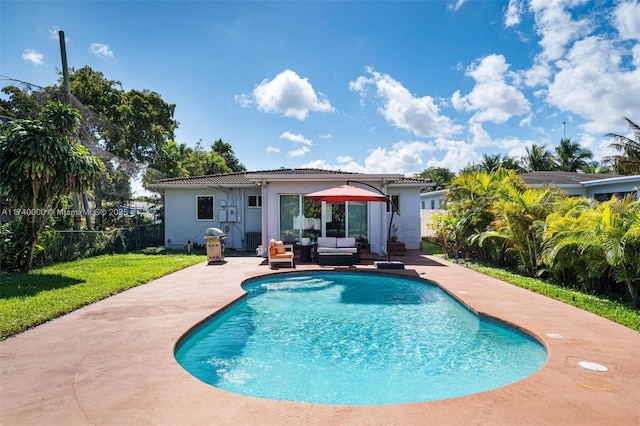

59,30,93,230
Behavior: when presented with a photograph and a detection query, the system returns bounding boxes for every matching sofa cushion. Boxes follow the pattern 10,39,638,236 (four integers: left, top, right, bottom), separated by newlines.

336,237,356,248
316,237,337,248
333,247,357,254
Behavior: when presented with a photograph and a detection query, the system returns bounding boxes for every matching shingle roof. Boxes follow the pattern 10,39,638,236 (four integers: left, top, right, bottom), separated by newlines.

150,171,252,186
150,168,431,186
520,171,625,185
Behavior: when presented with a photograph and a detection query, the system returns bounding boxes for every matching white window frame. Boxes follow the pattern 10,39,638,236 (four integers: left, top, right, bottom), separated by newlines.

248,195,262,208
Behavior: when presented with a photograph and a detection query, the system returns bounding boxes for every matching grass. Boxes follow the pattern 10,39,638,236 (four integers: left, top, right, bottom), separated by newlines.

453,258,640,332
3,244,638,338
421,239,444,255
0,249,205,340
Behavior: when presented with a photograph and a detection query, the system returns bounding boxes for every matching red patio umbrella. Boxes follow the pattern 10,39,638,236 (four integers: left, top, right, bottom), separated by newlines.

305,184,401,266
304,185,388,203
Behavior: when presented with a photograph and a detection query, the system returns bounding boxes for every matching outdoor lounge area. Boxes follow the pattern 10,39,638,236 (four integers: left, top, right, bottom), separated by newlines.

313,236,361,266
1,251,638,425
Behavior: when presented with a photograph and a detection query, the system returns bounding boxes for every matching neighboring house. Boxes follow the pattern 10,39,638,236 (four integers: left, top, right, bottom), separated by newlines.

418,172,640,237
420,189,446,211
419,189,447,237
520,172,640,200
148,168,433,256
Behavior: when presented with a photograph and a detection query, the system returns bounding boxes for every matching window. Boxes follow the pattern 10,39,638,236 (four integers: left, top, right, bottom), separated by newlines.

430,200,435,209
278,194,363,240
248,195,262,208
387,194,400,214
196,196,214,220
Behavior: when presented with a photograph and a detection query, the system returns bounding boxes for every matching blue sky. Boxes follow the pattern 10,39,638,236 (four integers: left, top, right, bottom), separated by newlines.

2,0,639,178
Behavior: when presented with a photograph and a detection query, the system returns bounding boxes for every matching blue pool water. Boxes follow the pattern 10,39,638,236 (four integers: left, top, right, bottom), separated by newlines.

175,272,547,405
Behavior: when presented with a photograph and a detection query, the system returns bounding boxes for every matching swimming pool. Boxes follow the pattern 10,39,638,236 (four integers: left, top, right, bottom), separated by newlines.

175,272,547,405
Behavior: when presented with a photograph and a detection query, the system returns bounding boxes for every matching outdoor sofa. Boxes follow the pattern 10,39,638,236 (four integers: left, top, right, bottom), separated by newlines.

313,237,361,265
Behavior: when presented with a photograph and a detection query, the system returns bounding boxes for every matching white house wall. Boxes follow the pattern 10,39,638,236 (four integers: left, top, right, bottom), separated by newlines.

164,187,262,251
584,178,640,200
261,181,423,255
392,186,422,250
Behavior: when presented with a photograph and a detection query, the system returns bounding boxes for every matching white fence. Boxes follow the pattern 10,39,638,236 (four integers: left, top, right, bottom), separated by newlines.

420,209,446,237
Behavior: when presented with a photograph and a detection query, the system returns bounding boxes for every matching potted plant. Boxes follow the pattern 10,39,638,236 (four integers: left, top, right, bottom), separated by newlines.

391,225,398,242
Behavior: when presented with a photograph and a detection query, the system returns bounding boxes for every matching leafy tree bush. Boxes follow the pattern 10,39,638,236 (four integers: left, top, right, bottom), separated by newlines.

434,168,640,306
0,102,103,271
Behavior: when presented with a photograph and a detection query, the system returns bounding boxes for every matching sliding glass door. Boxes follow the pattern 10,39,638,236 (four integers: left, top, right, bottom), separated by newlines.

279,195,367,241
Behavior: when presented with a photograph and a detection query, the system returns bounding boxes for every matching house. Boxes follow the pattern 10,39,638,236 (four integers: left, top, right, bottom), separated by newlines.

519,172,640,200
148,168,433,256
419,189,447,237
418,172,640,237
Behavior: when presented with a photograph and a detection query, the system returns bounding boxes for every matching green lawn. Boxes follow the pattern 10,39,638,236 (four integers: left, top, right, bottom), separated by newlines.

0,250,205,340
455,259,640,332
2,247,638,340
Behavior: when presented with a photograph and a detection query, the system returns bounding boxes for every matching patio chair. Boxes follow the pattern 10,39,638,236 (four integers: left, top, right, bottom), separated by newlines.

268,239,295,269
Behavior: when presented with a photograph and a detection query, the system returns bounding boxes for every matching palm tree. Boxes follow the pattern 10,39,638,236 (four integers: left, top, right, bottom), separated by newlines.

520,144,558,172
478,154,524,173
604,117,640,175
543,195,640,306
441,168,527,262
478,154,502,173
414,167,455,191
555,138,594,172
474,184,564,275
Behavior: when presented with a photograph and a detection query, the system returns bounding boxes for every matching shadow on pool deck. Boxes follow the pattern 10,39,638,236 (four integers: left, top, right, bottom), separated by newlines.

1,251,639,425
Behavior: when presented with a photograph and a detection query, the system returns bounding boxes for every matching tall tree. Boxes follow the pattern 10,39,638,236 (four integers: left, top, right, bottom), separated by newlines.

604,117,640,175
520,144,558,172
0,102,103,271
477,154,524,174
413,167,455,191
212,139,246,172
555,138,594,172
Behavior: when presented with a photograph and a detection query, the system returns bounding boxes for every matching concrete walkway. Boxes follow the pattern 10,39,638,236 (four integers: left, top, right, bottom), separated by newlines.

1,252,639,425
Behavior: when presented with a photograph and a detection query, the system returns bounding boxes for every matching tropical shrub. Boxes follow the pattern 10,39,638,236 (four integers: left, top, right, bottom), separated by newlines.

474,184,564,275
542,195,640,306
434,168,640,306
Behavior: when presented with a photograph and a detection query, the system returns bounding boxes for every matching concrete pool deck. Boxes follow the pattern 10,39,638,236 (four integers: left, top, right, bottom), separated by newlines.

1,251,639,425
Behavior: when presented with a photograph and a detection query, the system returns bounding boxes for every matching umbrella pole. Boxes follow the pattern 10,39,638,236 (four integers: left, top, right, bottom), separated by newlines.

387,210,395,262
346,180,400,266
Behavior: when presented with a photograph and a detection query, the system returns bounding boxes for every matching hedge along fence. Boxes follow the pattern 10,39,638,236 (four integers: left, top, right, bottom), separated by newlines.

0,224,164,271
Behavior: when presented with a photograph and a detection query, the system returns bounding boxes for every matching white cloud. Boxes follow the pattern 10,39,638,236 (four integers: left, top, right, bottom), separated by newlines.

22,49,43,65
363,140,433,175
236,69,334,121
280,131,313,146
266,146,280,154
336,155,353,163
448,0,467,12
452,54,531,123
529,0,592,62
468,121,493,147
425,139,480,173
300,159,368,173
319,133,332,139
288,146,310,157
613,1,640,41
49,26,64,40
504,0,524,27
89,43,114,58
546,35,640,133
349,67,462,138
520,61,552,87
